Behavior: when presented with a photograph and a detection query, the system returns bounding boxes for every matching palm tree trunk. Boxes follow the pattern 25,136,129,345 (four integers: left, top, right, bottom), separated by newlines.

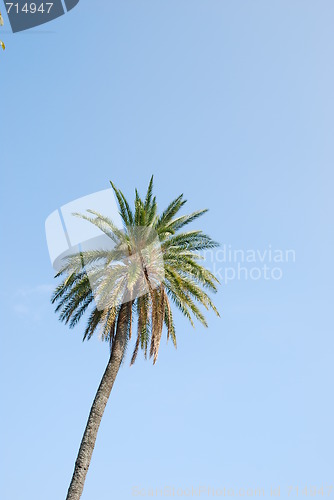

66,303,130,500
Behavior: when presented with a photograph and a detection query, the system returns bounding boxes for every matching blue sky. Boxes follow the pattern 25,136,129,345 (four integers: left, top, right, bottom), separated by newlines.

1,1,334,499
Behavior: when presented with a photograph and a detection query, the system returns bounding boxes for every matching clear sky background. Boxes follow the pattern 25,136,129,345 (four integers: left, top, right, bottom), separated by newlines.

1,1,334,499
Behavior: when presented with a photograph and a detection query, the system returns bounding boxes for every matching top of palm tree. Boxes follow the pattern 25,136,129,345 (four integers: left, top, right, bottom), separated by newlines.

52,176,220,364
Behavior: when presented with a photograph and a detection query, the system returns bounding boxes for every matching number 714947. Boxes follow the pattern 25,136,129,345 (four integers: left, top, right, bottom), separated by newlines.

6,3,54,14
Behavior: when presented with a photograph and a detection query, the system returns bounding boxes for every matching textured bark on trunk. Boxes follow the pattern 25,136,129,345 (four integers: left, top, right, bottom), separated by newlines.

65,303,130,500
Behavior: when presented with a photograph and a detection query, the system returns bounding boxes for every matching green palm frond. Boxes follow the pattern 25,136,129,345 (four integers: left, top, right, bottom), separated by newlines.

156,194,186,235
0,10,5,51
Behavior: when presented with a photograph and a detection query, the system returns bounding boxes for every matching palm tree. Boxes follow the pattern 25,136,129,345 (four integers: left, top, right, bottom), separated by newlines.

52,177,220,500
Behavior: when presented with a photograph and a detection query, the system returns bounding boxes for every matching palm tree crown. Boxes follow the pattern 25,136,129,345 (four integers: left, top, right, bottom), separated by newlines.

52,177,220,365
